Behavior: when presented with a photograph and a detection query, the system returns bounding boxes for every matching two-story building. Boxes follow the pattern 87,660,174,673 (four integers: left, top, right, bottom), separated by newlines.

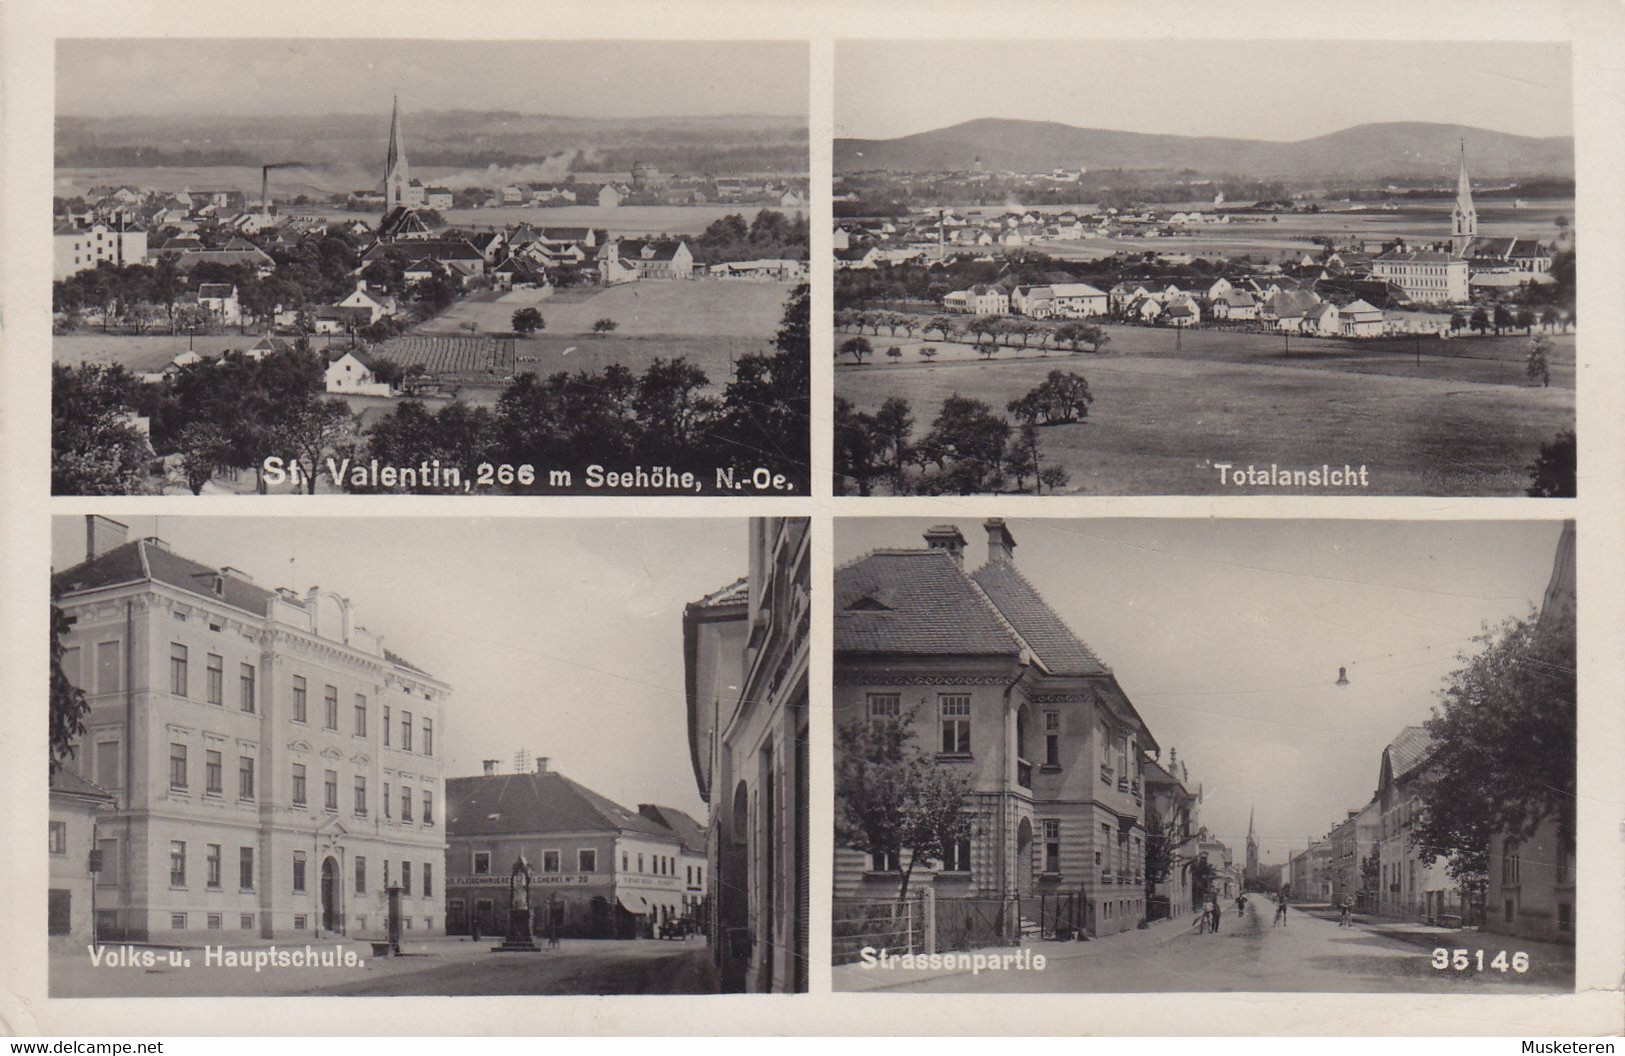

52,516,448,945
833,519,1159,938
444,759,693,939
1373,725,1463,924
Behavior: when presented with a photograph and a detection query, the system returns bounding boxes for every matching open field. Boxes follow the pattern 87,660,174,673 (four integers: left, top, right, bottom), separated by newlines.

54,332,275,372
843,326,1576,389
835,333,1574,496
423,280,791,338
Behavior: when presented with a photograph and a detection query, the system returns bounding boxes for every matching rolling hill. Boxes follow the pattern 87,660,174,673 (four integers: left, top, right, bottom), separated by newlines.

835,119,1574,180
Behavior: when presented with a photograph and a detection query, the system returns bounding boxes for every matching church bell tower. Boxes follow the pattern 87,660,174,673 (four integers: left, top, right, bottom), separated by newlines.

1451,140,1477,257
384,95,410,215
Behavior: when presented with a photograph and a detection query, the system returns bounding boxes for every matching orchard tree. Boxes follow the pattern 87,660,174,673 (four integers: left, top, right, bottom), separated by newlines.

591,317,619,335
512,307,545,334
841,336,872,365
1007,370,1094,425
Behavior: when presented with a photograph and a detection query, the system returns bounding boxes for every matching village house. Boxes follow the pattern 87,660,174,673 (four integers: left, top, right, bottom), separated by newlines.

52,517,447,945
196,284,241,326
685,519,810,993
943,284,1009,315
1209,289,1258,321
324,349,393,396
597,238,694,283
49,767,118,952
834,521,1160,939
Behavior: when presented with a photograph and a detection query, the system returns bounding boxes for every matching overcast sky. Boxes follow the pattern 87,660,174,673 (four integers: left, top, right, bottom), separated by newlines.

52,515,754,821
837,40,1572,141
57,39,808,118
835,517,1565,868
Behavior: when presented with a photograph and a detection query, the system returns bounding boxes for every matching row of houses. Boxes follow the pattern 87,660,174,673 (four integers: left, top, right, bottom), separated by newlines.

1286,522,1576,946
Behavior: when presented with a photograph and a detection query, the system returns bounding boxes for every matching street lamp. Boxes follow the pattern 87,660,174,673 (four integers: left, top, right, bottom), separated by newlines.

1335,666,1350,687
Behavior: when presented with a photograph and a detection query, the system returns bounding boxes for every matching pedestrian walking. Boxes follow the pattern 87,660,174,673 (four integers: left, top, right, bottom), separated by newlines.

1338,896,1354,927
1207,898,1221,934
1274,892,1288,927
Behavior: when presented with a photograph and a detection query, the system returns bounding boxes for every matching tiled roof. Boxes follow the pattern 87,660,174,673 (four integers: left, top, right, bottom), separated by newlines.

638,804,706,854
835,549,1020,658
692,576,749,609
446,770,677,841
50,767,116,801
971,560,1108,678
1385,725,1433,780
53,539,277,618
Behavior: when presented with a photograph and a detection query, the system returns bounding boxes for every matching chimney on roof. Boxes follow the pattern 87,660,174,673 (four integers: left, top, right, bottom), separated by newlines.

535,757,549,774
85,515,129,559
221,566,254,584
143,536,170,553
985,518,1017,565
922,525,967,566
482,759,498,776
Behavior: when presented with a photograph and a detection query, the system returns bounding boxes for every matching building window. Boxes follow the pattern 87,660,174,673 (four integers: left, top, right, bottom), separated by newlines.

324,686,338,729
401,711,413,752
354,695,367,737
170,643,188,697
870,850,900,873
205,749,223,795
866,693,901,727
939,694,971,754
424,863,433,899
97,838,119,887
1043,819,1061,874
294,915,307,931
206,844,222,888
401,861,412,895
206,654,223,705
637,853,644,873
1044,711,1060,766
324,770,338,812
240,847,254,889
355,775,368,815
48,821,66,854
473,852,490,875
171,913,187,931
578,849,597,873
423,717,433,756
241,914,254,930
943,838,972,874
422,790,433,826
1502,839,1521,885
96,641,122,694
292,763,307,805
293,851,307,893
170,841,187,886
238,756,255,800
239,664,256,713
401,786,412,821
169,743,188,790
293,676,307,722
544,850,560,874
96,740,120,791
383,705,390,746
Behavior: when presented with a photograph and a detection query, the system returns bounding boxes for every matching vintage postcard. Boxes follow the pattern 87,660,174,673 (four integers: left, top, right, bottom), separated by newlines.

833,517,1576,994
47,515,809,996
50,39,811,497
832,41,1575,497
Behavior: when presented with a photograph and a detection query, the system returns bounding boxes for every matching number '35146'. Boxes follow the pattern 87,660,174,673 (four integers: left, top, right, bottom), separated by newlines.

1431,948,1529,973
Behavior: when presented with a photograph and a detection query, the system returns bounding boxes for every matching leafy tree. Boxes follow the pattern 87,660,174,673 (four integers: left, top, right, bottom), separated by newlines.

1526,430,1576,498
832,396,882,496
50,595,90,775
919,346,939,363
711,282,810,493
1469,306,1490,334
1038,464,1071,494
841,336,872,365
918,393,1010,494
1006,421,1041,492
592,317,619,335
271,399,355,494
924,315,956,340
976,343,999,361
172,423,231,495
885,345,902,364
834,701,975,904
1414,605,1576,896
1007,370,1094,425
1492,304,1513,335
1191,854,1216,903
358,401,499,494
1449,311,1467,333
52,363,152,495
512,307,545,334
1525,336,1551,387
873,396,914,495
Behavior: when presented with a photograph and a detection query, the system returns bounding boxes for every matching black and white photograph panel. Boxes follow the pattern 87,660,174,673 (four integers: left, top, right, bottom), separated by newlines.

47,515,809,995
832,517,1576,993
52,39,809,496
832,40,1575,497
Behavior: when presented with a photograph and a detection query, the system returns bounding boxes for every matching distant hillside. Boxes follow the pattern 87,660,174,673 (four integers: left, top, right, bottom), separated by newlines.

56,111,809,177
835,119,1573,180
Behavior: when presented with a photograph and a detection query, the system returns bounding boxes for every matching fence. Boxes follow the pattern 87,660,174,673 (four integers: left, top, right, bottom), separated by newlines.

1033,892,1086,940
935,896,1019,952
831,895,926,965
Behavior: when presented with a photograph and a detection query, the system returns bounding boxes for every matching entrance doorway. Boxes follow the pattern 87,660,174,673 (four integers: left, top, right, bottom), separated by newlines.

320,857,340,933
1015,818,1034,900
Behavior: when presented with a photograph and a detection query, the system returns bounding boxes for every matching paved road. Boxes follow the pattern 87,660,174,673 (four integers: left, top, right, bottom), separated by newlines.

52,936,717,997
836,902,1572,994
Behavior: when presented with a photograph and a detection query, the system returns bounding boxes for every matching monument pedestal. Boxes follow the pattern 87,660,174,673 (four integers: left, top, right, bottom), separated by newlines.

491,906,541,952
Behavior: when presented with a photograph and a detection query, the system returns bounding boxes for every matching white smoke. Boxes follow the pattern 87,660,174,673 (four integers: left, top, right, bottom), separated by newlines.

431,149,609,191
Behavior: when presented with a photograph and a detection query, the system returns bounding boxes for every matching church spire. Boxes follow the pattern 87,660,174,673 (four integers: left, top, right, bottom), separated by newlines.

1451,139,1477,256
1247,807,1256,842
384,94,409,215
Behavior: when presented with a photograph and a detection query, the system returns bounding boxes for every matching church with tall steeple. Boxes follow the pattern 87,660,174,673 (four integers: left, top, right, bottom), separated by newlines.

1245,807,1259,879
1450,140,1478,257
383,95,413,214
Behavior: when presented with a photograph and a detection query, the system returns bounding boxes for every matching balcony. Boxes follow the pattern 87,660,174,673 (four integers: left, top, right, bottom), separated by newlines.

1117,776,1129,793
1016,758,1033,790
1100,763,1113,785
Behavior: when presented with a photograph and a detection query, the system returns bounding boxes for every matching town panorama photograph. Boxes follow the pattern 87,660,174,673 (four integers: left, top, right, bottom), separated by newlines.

832,40,1576,497
48,515,809,994
833,517,1575,992
52,39,810,496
